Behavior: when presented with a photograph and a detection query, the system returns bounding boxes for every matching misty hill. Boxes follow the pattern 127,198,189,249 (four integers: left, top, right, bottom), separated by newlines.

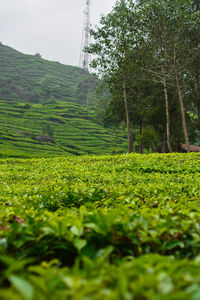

0,43,127,157
0,43,96,105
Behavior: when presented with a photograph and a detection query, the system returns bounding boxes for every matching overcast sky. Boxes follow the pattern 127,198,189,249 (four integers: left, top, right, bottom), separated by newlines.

0,0,116,66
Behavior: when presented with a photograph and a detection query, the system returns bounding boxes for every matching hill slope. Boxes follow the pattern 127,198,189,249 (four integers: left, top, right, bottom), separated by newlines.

0,43,97,105
0,43,127,157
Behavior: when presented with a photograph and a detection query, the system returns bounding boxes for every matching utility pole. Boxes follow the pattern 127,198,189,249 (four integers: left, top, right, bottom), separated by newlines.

79,0,91,70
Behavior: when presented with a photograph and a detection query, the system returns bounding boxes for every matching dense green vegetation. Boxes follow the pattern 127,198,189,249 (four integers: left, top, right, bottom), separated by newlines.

0,43,127,157
0,43,96,105
0,99,127,157
87,0,200,153
0,153,200,299
0,3,200,298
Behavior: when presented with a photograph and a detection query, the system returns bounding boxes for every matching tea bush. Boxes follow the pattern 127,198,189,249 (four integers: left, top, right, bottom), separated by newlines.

0,153,200,299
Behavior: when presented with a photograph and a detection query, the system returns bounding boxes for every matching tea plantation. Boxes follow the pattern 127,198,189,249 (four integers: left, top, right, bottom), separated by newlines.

0,43,127,158
0,100,127,158
0,153,200,299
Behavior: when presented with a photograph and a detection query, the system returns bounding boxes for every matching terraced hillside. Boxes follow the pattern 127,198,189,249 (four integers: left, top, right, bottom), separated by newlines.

0,99,127,158
0,43,96,105
0,43,127,157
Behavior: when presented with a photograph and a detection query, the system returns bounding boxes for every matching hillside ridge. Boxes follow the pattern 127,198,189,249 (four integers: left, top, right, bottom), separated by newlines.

0,43,96,105
0,43,127,157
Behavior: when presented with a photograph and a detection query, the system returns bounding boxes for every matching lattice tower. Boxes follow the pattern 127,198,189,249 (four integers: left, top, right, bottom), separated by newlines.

79,0,91,70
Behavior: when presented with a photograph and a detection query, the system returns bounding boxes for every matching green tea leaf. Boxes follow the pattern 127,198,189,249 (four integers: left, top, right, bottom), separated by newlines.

9,275,34,300
73,239,87,250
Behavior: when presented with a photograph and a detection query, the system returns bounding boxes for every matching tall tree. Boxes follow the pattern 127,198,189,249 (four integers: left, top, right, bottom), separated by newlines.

136,0,200,152
87,0,200,153
87,0,137,153
134,0,174,152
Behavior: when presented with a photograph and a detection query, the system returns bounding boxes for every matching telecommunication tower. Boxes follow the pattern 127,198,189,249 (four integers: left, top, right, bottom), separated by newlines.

79,0,91,70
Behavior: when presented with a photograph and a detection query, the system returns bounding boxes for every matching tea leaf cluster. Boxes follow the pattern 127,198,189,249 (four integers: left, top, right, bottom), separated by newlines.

0,153,200,299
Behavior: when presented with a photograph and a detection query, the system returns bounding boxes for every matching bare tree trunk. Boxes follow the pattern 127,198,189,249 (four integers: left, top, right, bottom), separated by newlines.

162,74,173,152
130,123,134,153
162,132,166,153
174,49,190,153
123,78,133,153
197,105,200,130
139,120,143,154
193,70,200,129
